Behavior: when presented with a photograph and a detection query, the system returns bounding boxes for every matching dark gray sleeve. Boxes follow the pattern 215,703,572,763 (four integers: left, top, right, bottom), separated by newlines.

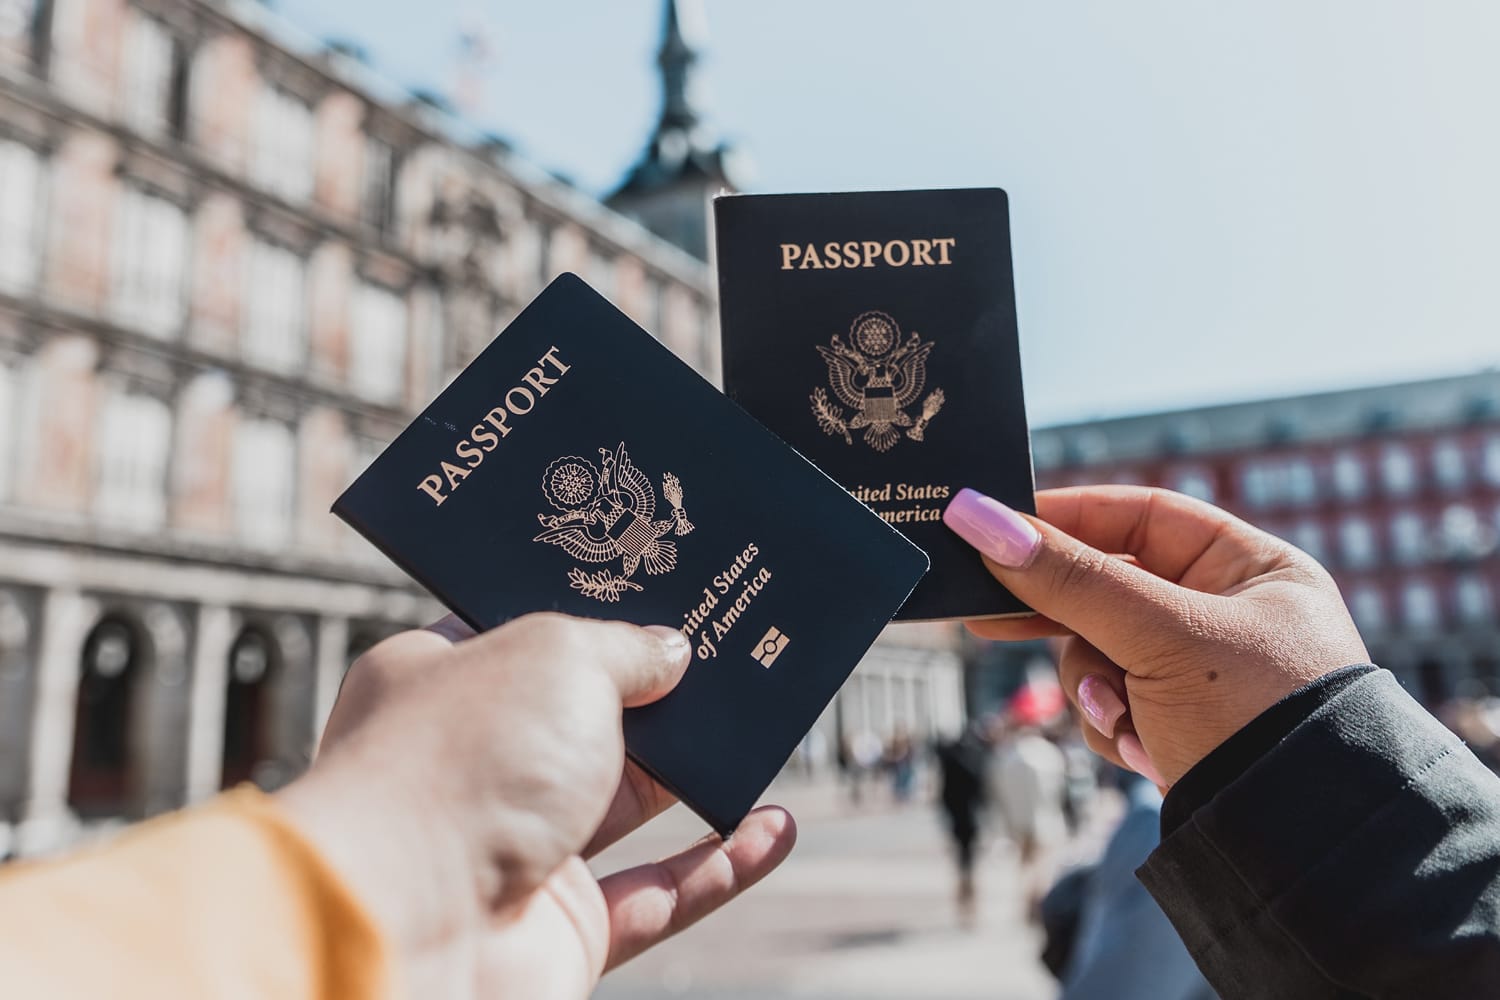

1138,668,1500,999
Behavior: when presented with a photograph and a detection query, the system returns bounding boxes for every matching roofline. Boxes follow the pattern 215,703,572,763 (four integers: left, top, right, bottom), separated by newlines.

212,0,713,293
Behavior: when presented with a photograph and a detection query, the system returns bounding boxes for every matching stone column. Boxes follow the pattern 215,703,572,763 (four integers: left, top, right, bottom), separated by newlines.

20,588,94,853
184,604,233,803
312,615,349,745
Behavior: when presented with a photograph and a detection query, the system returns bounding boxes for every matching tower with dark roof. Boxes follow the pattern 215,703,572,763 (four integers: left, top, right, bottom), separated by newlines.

607,0,745,260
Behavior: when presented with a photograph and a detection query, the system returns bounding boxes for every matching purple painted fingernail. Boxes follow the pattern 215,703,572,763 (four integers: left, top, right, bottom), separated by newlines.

942,488,1042,568
1117,733,1167,788
1078,675,1126,739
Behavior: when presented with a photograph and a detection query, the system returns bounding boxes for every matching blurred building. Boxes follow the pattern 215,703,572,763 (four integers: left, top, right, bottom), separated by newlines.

968,371,1500,714
0,0,721,856
0,0,962,856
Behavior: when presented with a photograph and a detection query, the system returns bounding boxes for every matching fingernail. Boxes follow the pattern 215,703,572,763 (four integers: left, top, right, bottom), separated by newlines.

1117,733,1167,788
644,625,690,657
942,488,1042,568
1077,674,1126,739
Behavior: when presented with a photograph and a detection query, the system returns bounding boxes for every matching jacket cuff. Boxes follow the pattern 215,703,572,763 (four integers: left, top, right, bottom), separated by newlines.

1159,663,1376,837
1137,669,1492,995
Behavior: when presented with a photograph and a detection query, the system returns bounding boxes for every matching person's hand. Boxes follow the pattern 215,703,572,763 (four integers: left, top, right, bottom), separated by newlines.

943,485,1369,786
276,612,797,999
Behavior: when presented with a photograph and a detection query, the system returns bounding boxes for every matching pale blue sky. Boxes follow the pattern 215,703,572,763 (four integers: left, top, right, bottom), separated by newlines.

280,0,1500,426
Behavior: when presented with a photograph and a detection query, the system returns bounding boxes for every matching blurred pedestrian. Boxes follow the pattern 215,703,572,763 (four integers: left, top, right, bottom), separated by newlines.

883,727,917,803
934,722,990,920
989,684,1068,913
844,728,884,806
1054,720,1099,835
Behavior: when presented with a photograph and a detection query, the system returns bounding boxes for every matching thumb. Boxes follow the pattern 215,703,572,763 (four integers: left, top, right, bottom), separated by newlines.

479,614,693,708
943,488,1197,664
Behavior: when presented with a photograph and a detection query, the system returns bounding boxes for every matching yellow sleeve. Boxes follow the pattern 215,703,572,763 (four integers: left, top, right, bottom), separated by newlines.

0,787,393,1000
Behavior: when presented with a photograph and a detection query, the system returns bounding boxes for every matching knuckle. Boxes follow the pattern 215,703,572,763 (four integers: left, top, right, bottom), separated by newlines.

1050,544,1110,599
343,643,400,696
503,612,591,661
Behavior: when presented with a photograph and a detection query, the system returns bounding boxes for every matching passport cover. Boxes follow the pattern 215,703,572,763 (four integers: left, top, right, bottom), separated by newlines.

715,188,1036,621
333,274,928,834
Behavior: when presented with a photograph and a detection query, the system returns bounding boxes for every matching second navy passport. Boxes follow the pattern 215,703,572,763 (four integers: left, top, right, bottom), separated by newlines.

333,274,927,835
715,188,1037,621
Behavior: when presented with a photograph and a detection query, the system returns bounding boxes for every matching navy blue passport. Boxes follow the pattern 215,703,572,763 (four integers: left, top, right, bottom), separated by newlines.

715,188,1037,621
333,274,927,834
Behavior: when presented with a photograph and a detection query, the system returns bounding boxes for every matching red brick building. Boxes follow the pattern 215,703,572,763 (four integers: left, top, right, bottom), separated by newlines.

970,372,1500,713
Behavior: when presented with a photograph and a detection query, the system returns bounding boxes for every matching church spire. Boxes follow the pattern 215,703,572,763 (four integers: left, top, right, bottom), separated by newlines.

607,0,747,260
657,0,706,135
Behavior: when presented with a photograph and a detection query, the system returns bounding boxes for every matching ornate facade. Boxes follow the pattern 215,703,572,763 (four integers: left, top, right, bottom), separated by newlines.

0,0,719,856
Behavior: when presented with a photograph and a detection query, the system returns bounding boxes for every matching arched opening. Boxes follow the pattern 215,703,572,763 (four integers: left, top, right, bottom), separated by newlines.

68,617,143,819
220,627,276,789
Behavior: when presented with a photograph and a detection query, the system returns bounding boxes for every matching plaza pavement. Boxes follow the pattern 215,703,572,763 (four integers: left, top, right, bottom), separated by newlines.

590,774,1086,1000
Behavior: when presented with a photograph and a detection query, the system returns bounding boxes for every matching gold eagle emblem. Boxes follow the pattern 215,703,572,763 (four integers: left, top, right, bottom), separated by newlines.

532,442,693,602
811,311,945,452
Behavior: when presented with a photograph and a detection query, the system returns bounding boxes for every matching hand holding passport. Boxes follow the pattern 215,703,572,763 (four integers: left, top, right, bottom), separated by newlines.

335,188,1034,834
281,610,798,998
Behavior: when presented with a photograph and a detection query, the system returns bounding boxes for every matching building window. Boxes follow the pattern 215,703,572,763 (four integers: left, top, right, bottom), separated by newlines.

350,282,407,404
587,245,615,300
1381,444,1418,496
1390,511,1426,565
95,390,172,531
1241,458,1316,508
1239,464,1268,505
233,418,295,549
647,275,667,337
1402,580,1441,630
1349,586,1385,633
1339,516,1378,569
122,15,188,138
1432,439,1467,492
1289,520,1326,564
1169,466,1215,503
0,360,14,502
1439,503,1489,561
1287,460,1316,505
251,86,314,202
535,223,554,286
361,136,397,235
0,0,52,73
110,186,188,336
242,240,306,372
0,138,42,293
350,435,386,480
1484,435,1500,487
1456,574,1493,625
1332,450,1366,500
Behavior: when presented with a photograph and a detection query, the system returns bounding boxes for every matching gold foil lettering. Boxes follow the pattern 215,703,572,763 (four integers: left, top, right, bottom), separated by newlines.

417,475,447,505
504,386,535,414
778,238,957,270
415,346,574,506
